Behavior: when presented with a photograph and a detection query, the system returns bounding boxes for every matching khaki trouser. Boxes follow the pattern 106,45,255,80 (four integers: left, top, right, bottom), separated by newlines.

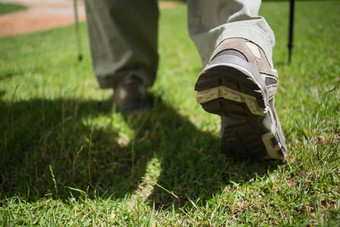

85,0,275,89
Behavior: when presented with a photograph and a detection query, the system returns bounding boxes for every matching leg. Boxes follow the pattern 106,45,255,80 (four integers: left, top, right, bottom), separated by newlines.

85,0,159,111
188,0,274,66
188,0,287,160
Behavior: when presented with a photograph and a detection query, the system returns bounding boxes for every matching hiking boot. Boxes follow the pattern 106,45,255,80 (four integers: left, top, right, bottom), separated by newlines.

194,38,287,160
113,78,153,113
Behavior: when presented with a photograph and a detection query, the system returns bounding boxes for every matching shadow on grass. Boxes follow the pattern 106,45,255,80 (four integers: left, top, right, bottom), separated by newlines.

0,95,279,208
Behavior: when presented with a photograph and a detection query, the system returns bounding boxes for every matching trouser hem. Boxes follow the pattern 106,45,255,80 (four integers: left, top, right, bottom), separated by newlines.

96,71,156,89
215,21,275,68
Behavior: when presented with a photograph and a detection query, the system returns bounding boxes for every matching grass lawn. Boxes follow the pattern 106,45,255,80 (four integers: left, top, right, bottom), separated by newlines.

0,3,27,15
0,1,339,226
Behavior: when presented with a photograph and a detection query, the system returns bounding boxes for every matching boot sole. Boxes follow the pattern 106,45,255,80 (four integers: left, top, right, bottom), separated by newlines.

195,55,286,160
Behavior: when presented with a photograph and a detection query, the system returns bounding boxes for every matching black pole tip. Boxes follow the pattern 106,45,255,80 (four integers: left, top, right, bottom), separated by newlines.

288,42,294,49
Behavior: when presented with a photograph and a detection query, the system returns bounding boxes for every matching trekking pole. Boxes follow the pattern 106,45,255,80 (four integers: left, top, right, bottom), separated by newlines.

288,0,295,64
73,0,83,61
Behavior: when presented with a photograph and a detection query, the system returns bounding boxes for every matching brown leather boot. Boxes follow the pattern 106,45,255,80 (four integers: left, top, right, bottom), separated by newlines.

113,78,153,113
195,38,286,160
